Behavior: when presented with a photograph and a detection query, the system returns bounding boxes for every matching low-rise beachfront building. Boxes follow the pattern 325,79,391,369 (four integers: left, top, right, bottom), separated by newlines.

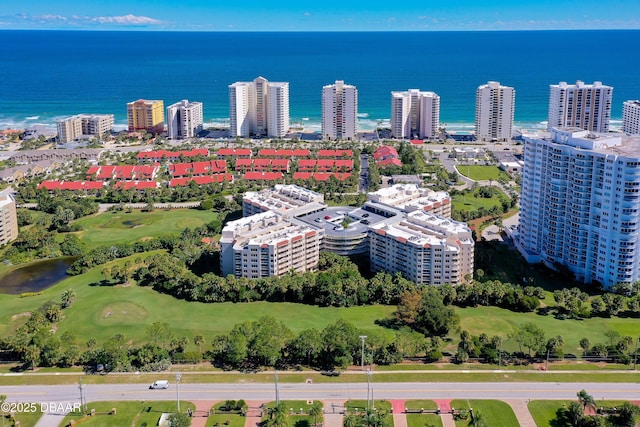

622,100,640,134
367,184,452,217
0,192,18,246
127,99,165,134
517,128,640,288
166,99,204,139
242,184,326,218
368,211,474,285
220,211,323,278
57,114,115,143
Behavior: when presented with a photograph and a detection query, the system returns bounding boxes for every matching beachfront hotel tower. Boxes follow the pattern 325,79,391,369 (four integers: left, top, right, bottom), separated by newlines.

56,114,114,143
516,127,640,289
622,100,640,134
229,76,290,138
166,99,204,139
127,99,165,135
390,89,440,140
322,80,358,141
547,81,613,133
474,81,515,143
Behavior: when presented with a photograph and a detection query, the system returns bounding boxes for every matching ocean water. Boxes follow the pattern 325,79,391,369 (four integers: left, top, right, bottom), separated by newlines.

1,30,639,132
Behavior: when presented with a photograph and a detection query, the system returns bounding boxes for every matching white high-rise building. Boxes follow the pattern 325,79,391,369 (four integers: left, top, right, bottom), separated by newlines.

547,81,613,133
475,81,515,143
517,127,640,289
229,76,290,138
166,99,203,139
322,80,358,140
622,100,640,134
391,89,440,140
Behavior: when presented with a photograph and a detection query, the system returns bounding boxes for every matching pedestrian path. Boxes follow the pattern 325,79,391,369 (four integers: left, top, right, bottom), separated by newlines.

190,400,216,427
504,400,537,427
244,400,266,427
389,400,407,427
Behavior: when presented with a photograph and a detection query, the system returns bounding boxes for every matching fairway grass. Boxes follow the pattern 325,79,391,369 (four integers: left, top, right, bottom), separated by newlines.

0,255,395,346
72,208,217,248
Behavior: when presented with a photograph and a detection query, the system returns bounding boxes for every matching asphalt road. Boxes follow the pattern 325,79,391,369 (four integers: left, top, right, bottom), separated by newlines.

3,381,640,406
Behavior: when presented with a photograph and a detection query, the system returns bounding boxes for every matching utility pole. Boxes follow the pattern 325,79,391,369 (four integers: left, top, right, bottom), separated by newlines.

498,337,502,369
176,372,182,413
275,369,280,405
79,379,86,413
366,369,371,411
359,336,367,370
634,337,639,371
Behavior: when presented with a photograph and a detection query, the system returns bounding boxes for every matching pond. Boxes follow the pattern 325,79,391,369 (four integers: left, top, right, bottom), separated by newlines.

0,257,77,294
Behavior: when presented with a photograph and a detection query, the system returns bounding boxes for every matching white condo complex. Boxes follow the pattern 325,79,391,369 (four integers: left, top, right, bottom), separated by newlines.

222,184,473,285
56,114,114,143
475,81,515,143
391,89,440,140
517,127,640,288
547,81,613,133
229,76,290,138
622,100,640,134
166,99,204,139
322,80,358,140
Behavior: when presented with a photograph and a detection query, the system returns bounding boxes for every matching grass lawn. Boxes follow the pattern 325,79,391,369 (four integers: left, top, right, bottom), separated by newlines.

4,409,44,427
405,400,442,427
71,208,217,248
262,400,324,427
452,305,640,356
452,187,508,213
61,400,195,427
450,400,519,427
345,400,392,413
206,401,247,427
406,414,443,427
456,165,510,181
528,400,640,427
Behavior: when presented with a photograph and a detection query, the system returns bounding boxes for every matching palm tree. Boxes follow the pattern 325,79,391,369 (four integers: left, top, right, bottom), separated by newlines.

565,402,584,427
265,402,288,427
193,335,205,355
469,410,488,427
577,389,597,414
308,402,322,427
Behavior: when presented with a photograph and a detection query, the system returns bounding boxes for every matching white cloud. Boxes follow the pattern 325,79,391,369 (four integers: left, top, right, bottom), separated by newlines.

1,13,164,28
92,14,163,25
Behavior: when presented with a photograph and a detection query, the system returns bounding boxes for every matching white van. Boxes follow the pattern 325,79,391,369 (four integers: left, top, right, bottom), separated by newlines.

149,380,169,389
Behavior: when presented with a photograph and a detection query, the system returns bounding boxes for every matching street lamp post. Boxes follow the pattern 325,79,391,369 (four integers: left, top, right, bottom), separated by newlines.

359,335,367,371
176,372,182,413
634,337,639,371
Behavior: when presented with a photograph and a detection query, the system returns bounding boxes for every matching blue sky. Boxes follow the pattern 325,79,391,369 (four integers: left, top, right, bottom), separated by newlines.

2,0,640,31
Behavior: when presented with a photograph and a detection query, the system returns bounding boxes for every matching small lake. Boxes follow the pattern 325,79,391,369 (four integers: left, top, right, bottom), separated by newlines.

0,257,77,294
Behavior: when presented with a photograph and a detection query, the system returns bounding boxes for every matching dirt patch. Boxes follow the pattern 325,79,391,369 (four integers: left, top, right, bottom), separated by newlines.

11,312,31,320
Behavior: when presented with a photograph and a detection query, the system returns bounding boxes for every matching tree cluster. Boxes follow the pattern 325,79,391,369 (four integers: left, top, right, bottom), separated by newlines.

554,287,640,320
211,316,438,372
555,390,639,427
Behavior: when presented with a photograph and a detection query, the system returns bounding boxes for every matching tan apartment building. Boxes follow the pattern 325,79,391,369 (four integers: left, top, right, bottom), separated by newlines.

0,193,18,246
